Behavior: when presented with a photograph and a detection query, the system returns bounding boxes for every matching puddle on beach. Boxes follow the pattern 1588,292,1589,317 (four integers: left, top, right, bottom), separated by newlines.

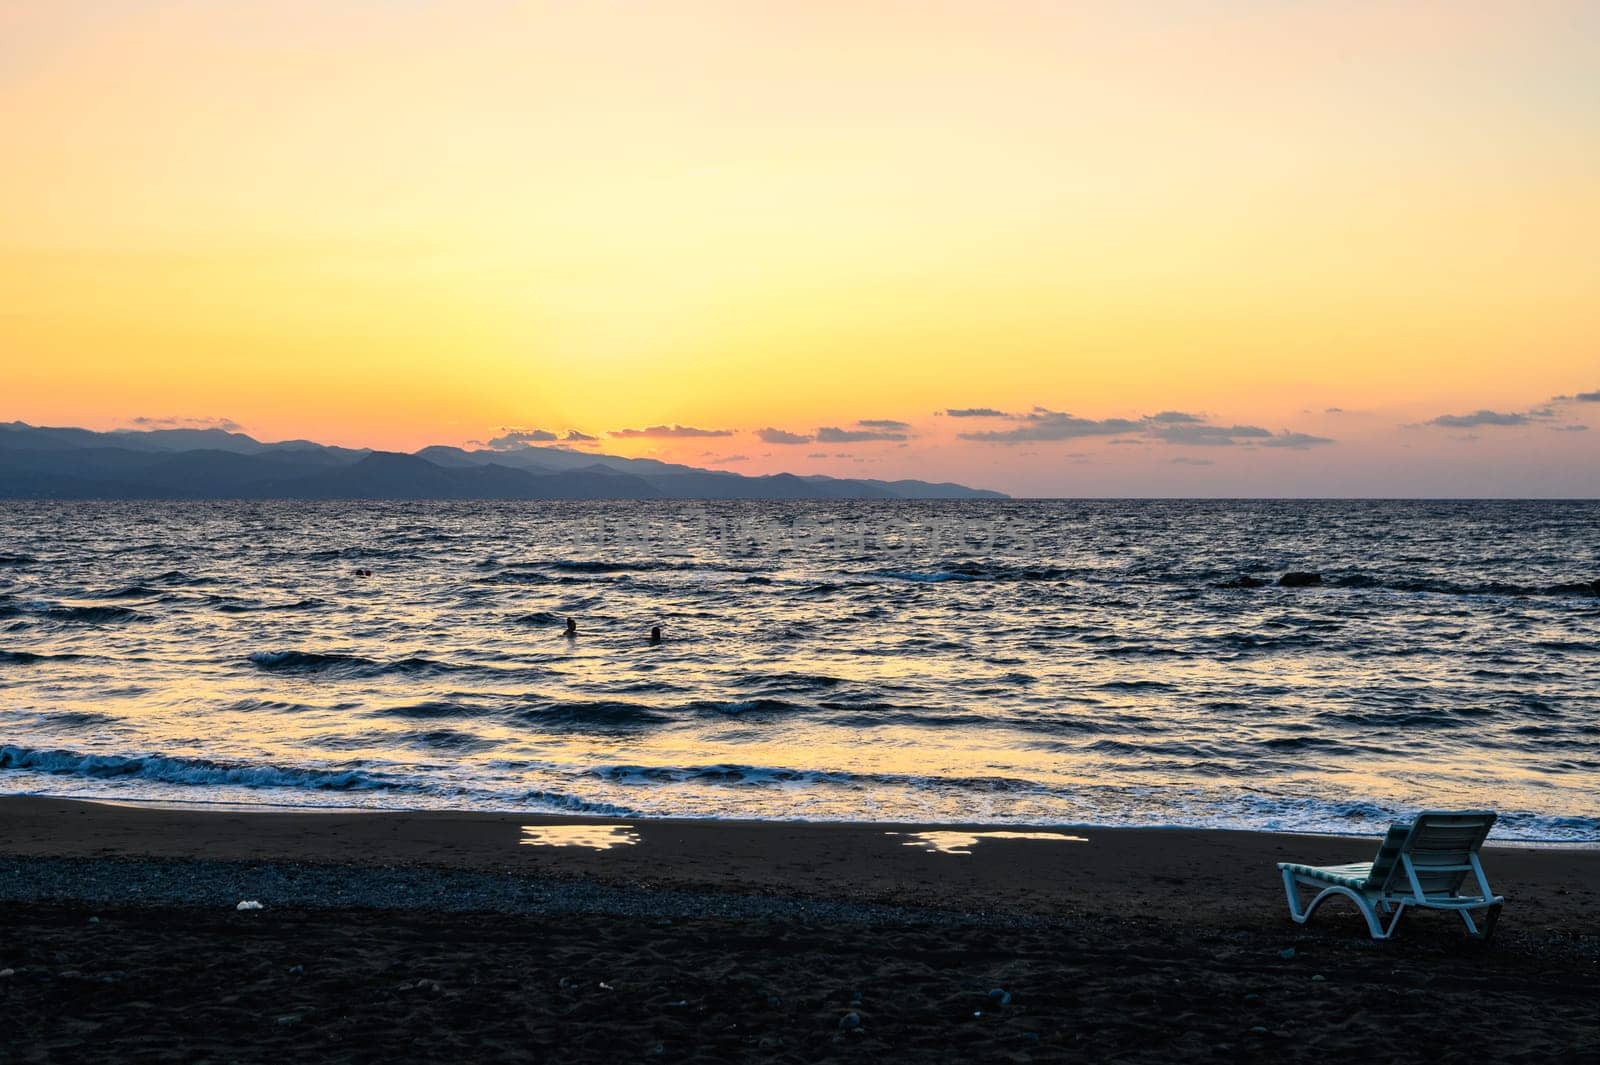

888,830,1088,855
519,824,640,850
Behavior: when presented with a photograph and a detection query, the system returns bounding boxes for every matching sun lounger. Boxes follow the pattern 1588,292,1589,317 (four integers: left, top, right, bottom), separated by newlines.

1277,810,1504,939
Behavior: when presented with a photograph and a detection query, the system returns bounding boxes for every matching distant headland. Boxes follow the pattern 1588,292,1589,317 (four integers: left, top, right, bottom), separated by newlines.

0,422,1006,501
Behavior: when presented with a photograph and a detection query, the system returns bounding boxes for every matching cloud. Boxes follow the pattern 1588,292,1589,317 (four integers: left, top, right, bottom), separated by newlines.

1553,390,1600,402
1325,407,1345,414
856,418,911,431
942,408,1009,418
958,408,1142,443
1170,457,1214,466
1259,431,1336,449
564,429,597,443
961,406,1336,451
609,424,733,439
710,454,750,463
484,428,558,448
757,427,812,445
806,452,829,459
1551,424,1589,432
1147,423,1273,446
1426,410,1531,428
816,425,909,443
126,415,244,432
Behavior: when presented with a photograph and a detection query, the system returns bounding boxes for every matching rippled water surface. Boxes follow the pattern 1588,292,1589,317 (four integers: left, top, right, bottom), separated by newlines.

2,500,1597,841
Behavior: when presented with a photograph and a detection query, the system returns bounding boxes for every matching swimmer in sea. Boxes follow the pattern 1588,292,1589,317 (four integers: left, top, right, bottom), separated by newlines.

649,625,661,645
565,618,577,639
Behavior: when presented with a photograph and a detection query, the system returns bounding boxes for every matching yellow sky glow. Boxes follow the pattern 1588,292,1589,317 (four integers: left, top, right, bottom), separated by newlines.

3,1,1597,494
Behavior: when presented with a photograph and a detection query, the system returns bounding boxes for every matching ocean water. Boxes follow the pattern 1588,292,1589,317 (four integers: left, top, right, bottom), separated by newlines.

1,500,1597,842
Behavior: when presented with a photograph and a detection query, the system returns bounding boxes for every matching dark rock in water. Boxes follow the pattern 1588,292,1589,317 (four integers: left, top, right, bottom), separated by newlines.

1217,575,1267,589
1278,572,1322,588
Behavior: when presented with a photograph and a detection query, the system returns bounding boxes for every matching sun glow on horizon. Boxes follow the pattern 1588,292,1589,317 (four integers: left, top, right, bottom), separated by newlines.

3,1,1597,495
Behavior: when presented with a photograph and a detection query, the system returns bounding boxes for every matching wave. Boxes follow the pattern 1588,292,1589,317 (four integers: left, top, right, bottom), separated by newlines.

1214,571,1600,598
681,697,807,717
369,699,495,719
584,761,1060,794
212,596,328,613
394,728,500,753
548,559,689,574
0,553,38,567
730,671,843,693
513,695,817,728
229,697,334,713
0,744,394,791
101,584,166,599
300,547,414,562
870,562,1072,584
517,700,674,729
0,649,85,666
872,569,978,583
248,650,478,678
144,569,212,586
1333,574,1600,598
521,789,636,816
474,570,554,585
11,709,117,728
0,600,145,625
510,611,563,626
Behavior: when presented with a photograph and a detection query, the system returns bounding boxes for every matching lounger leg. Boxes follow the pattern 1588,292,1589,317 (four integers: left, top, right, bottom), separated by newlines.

1458,908,1479,937
1477,902,1502,943
1293,881,1390,938
1354,893,1389,939
1282,869,1308,923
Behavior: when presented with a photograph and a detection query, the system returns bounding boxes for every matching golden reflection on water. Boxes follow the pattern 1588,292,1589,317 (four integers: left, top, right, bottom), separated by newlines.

888,830,1087,855
519,824,640,849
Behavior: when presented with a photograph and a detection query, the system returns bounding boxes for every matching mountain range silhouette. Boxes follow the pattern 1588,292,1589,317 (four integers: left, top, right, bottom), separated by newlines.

0,423,1005,500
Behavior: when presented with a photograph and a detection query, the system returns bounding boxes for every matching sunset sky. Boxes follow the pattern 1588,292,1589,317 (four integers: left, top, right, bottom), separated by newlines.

3,1,1596,496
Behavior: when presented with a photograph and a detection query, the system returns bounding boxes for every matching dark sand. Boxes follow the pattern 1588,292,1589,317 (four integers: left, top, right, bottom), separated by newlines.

2,797,1596,1062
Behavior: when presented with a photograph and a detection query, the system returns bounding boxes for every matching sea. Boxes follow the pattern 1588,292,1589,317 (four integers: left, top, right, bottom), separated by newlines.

2,500,1596,842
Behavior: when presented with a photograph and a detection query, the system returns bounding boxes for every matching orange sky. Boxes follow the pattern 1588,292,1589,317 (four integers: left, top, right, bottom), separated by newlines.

3,1,1597,495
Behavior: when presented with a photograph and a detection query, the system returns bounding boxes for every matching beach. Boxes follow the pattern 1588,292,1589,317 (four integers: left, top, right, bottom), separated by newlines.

3,797,1596,1062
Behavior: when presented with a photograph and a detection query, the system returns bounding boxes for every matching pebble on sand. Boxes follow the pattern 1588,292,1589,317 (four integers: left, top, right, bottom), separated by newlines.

236,900,264,911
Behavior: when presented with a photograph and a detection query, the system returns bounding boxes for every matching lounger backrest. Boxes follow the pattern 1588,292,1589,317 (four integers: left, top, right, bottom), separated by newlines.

1359,822,1413,891
1382,810,1497,897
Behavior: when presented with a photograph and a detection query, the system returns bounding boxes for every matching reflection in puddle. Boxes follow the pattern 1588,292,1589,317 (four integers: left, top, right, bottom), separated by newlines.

519,824,640,850
888,830,1087,855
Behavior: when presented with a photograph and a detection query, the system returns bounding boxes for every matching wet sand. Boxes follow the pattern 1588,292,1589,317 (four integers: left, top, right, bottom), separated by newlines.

2,797,1596,1062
